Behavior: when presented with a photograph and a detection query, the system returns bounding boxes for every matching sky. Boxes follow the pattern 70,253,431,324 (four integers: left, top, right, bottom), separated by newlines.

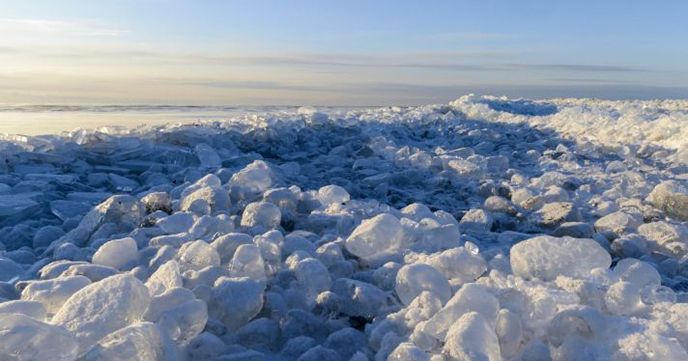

0,0,687,105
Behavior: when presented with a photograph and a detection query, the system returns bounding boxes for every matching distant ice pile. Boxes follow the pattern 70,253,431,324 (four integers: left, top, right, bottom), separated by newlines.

1,95,688,360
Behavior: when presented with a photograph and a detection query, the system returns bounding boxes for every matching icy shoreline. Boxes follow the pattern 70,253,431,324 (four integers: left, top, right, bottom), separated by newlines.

1,95,688,360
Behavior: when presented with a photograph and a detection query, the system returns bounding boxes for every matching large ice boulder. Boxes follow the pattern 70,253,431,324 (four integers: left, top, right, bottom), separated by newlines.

0,313,79,361
52,274,151,352
647,180,688,220
510,235,611,281
345,213,406,263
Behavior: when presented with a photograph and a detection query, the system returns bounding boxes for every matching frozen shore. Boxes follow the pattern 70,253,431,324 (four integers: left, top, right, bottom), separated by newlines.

1,95,688,360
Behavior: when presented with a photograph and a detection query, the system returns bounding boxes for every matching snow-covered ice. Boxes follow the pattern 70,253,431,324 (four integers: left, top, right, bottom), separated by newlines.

1,95,688,360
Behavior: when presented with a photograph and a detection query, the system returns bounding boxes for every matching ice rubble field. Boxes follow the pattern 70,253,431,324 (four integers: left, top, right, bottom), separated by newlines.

1,94,688,361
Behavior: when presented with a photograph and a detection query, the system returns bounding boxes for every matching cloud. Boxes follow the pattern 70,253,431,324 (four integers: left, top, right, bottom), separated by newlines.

507,63,646,73
0,18,127,36
179,80,322,92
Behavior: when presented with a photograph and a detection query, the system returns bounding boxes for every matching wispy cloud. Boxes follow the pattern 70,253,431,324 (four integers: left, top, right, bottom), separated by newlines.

0,45,645,75
508,63,646,73
0,18,127,36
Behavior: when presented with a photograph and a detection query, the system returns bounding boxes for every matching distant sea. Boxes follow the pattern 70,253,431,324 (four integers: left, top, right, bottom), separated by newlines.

0,105,371,136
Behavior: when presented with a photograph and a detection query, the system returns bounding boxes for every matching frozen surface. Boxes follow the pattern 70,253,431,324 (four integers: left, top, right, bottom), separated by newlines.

1,95,688,360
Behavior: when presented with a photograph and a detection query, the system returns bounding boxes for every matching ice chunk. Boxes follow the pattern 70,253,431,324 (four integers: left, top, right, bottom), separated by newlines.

510,235,611,281
331,278,391,318
395,263,451,306
459,209,493,232
180,186,230,215
236,317,281,351
21,275,91,315
144,287,207,342
78,195,145,234
33,225,65,249
212,276,264,330
80,322,173,361
495,309,522,358
317,185,350,206
323,327,367,359
638,221,688,256
140,192,171,214
211,233,252,264
230,160,275,200
647,180,688,220
594,211,642,239
295,258,332,306
425,247,487,284
60,263,119,282
145,260,182,296
533,202,581,228
52,274,152,352
345,213,405,263
195,143,222,168
177,240,221,271
0,194,39,217
240,201,281,230
444,312,502,361
552,221,595,239
229,244,267,282
610,258,661,288
156,212,195,234
0,257,23,282
0,300,46,320
92,237,139,270
422,283,499,339
388,343,430,361
0,313,78,361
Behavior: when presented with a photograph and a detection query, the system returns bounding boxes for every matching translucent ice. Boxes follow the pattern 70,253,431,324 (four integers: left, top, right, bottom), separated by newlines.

52,274,152,352
510,235,611,281
80,322,173,361
177,240,221,271
345,213,405,263
211,276,264,330
395,263,451,305
21,275,91,315
0,313,78,361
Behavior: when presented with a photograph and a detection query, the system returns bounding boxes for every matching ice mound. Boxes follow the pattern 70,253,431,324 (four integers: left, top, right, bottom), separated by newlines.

52,274,151,352
510,235,611,281
0,313,79,361
3,95,688,359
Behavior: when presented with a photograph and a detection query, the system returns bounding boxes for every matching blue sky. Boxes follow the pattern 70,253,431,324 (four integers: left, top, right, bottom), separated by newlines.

0,0,686,104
